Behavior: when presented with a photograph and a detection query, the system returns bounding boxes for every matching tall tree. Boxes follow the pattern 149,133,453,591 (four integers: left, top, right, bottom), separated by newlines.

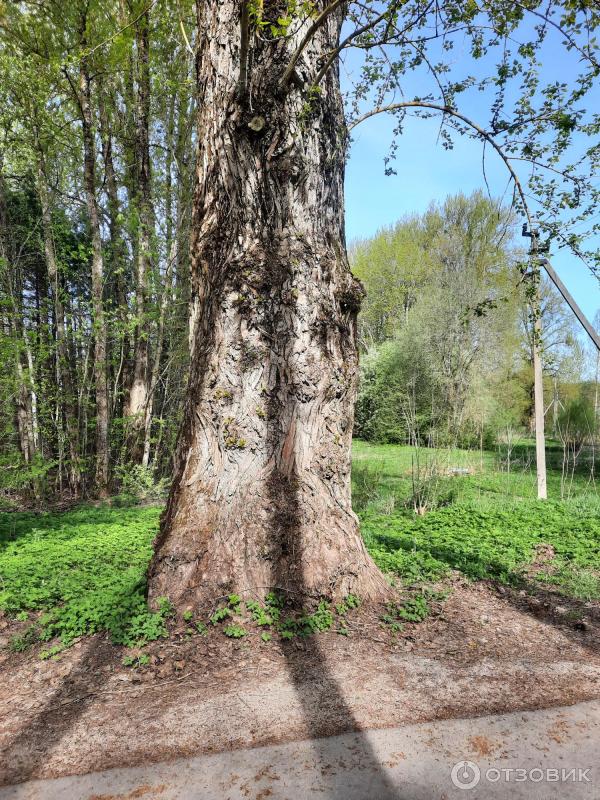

148,2,388,604
77,41,110,496
0,0,196,500
149,1,599,608
123,4,153,463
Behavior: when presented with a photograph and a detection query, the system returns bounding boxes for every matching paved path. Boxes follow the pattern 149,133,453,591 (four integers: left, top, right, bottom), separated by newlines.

1,701,599,799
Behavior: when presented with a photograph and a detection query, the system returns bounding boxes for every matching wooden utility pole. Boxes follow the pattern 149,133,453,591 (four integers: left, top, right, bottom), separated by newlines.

523,222,600,500
523,223,547,499
532,321,547,499
532,281,547,499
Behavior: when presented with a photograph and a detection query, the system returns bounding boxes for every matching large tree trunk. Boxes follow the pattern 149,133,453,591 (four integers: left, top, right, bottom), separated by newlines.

148,3,388,607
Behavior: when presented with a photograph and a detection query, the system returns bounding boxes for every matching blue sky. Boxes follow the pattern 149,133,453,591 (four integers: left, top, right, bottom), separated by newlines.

345,112,600,325
341,20,600,329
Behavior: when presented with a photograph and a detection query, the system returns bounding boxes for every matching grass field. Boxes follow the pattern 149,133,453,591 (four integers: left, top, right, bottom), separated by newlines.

1,440,599,652
352,440,600,599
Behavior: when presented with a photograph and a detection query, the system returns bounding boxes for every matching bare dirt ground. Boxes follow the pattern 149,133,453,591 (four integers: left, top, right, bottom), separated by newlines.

1,575,599,788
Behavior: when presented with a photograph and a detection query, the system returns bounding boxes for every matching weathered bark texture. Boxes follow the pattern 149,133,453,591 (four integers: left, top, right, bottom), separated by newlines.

149,2,388,606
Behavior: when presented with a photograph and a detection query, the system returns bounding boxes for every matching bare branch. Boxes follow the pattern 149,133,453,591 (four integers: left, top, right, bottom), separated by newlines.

350,101,532,227
279,0,346,89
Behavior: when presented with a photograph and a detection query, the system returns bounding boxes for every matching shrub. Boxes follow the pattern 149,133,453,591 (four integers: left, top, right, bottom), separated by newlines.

351,462,384,513
114,464,169,503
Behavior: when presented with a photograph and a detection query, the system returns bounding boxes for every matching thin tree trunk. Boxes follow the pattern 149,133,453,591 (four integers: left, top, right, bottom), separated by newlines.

98,95,131,421
124,8,152,462
0,166,37,468
14,345,36,464
79,53,110,496
149,3,389,607
142,239,176,468
35,147,82,494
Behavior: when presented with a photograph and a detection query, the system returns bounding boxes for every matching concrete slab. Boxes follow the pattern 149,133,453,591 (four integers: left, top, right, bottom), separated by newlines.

1,700,599,799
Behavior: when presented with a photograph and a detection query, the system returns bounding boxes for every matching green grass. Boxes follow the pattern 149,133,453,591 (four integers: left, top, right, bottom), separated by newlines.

1,440,599,653
352,440,600,598
351,439,599,509
361,502,600,592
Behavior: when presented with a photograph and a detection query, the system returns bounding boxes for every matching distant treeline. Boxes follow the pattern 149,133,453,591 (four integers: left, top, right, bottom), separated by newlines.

351,192,597,450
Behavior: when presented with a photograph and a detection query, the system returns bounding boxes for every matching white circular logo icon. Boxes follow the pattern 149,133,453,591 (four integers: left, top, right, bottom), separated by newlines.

451,760,481,790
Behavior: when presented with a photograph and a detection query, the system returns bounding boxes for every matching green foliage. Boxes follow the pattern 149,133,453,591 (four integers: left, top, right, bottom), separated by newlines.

394,595,430,622
0,455,57,496
206,593,357,641
535,565,600,601
122,652,150,668
223,623,247,639
351,193,564,451
248,0,317,37
297,600,334,635
9,625,39,652
227,594,242,612
4,435,599,660
409,448,458,515
246,599,274,626
1,0,598,508
39,644,65,660
365,501,600,586
351,462,385,513
381,595,431,631
348,2,600,270
0,1,195,502
355,440,600,598
114,464,169,503
275,600,335,639
0,505,169,647
355,336,437,444
209,606,230,625
557,397,595,445
335,594,361,616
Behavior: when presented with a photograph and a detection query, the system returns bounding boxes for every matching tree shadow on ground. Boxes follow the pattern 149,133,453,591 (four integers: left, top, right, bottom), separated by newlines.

267,471,407,800
493,579,600,656
0,559,159,788
373,529,600,657
0,634,111,787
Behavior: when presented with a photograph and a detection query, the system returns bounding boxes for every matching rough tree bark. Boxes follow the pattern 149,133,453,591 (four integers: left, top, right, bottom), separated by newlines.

148,2,389,607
